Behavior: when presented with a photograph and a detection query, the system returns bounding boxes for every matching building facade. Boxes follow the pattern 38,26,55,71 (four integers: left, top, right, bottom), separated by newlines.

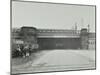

88,33,96,50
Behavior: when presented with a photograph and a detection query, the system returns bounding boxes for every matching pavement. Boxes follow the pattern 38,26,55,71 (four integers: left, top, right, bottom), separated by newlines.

12,49,96,74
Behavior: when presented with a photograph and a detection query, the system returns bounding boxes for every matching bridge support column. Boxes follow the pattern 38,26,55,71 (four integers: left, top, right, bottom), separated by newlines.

80,28,89,49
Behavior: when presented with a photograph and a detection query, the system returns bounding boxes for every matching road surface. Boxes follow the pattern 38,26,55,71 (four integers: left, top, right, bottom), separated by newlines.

12,50,95,74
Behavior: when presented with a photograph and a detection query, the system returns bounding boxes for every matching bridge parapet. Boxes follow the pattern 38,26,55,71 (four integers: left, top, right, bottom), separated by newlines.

37,29,80,38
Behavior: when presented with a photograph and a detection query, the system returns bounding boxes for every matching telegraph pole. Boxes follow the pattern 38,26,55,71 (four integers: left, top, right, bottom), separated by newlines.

75,22,77,34
81,18,84,28
88,24,90,33
87,24,90,50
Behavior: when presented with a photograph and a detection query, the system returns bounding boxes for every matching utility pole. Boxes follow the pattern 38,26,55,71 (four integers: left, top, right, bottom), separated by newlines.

75,22,77,34
81,18,84,28
87,24,90,50
88,24,90,33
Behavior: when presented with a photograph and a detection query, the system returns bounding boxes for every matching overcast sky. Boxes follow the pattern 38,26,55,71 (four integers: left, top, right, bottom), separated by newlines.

12,1,95,32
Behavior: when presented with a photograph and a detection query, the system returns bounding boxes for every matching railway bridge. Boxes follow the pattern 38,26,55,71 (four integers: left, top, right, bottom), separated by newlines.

37,29,88,49
12,27,89,50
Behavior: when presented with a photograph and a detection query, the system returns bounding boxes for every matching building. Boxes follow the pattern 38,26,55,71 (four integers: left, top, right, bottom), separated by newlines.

88,33,96,49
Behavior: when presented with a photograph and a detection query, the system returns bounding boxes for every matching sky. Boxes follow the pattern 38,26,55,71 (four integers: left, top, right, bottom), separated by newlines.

12,1,95,32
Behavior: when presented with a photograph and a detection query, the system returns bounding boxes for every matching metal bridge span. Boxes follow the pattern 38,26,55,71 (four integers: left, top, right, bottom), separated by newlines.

37,29,81,49
37,29,80,38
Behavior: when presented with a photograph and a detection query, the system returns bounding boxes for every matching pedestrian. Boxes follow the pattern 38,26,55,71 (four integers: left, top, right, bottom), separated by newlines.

23,45,30,58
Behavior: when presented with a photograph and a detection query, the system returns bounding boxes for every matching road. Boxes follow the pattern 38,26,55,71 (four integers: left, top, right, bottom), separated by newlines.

12,50,95,74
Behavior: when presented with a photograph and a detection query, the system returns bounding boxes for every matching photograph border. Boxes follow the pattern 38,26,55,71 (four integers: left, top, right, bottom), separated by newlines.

10,0,96,74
